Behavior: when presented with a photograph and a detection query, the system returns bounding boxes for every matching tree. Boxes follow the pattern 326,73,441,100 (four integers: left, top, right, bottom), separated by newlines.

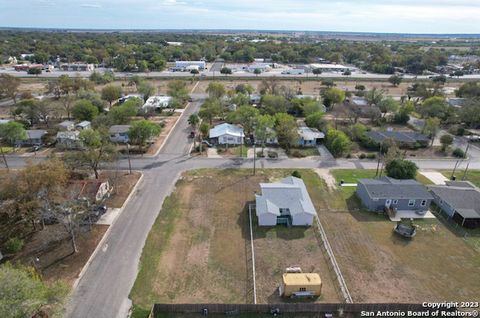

254,68,262,76
305,111,326,131
325,129,351,158
0,121,26,145
59,95,75,119
377,97,399,117
188,113,200,148
58,74,73,96
227,105,259,135
137,81,156,102
0,74,21,103
72,100,99,121
274,113,298,152
64,129,116,179
14,99,41,125
420,96,450,119
255,114,275,153
456,82,480,98
206,82,226,99
108,99,140,125
422,117,441,146
312,68,322,77
350,123,367,141
128,120,161,151
388,75,403,87
440,134,454,152
301,98,324,117
262,95,287,115
459,99,480,128
199,98,223,125
432,75,447,85
323,88,345,109
0,263,67,318
235,84,254,95
385,159,418,180
167,80,189,103
365,87,384,106
199,122,210,153
101,85,122,107
220,67,232,75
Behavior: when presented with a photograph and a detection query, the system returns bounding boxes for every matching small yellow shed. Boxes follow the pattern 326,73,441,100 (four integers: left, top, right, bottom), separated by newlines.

280,273,322,298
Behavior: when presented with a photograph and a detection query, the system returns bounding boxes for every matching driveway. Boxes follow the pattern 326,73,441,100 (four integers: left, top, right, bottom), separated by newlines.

317,145,335,161
419,171,449,185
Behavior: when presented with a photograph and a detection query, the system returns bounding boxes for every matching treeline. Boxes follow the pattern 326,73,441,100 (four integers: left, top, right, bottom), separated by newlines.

1,31,479,74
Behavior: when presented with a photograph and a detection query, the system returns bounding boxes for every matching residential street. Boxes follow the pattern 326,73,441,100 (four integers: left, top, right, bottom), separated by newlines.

13,95,475,318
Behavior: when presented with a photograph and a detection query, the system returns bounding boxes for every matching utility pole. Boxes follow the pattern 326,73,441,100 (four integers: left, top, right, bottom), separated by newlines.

462,161,470,181
253,141,256,176
0,140,9,172
126,143,132,174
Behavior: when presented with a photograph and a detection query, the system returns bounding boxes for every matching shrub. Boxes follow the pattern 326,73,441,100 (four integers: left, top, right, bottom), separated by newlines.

453,148,466,158
359,153,366,159
291,150,305,158
367,153,377,159
5,237,24,253
256,151,265,158
267,151,278,159
292,170,302,178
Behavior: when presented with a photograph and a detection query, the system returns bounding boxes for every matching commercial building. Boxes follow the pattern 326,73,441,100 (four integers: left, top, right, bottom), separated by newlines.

174,61,206,71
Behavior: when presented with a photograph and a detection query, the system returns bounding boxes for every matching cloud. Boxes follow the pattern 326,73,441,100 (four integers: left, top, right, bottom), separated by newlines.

161,0,187,6
80,3,102,8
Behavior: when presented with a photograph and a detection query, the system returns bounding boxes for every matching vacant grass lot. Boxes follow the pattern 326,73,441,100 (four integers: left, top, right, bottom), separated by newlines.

441,169,480,188
130,169,339,317
325,169,480,302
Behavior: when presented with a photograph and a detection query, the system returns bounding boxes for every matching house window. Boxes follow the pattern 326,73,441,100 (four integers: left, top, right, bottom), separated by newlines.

393,200,398,204
408,199,416,207
421,200,427,206
299,288,306,292
279,208,290,215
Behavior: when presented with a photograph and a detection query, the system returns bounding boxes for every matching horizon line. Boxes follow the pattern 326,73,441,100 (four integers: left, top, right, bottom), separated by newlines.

1,26,480,37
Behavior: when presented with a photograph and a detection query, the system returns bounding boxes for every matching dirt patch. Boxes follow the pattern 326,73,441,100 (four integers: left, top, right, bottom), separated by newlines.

14,223,108,285
100,171,142,208
314,169,337,191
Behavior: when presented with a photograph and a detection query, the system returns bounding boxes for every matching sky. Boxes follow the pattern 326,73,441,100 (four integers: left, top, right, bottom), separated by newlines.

1,0,480,34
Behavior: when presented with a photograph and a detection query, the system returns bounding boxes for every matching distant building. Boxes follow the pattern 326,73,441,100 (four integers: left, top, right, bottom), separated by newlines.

174,61,206,71
348,97,369,107
75,121,91,130
298,127,324,147
56,131,82,149
255,176,317,226
0,119,12,125
249,94,262,105
17,130,47,146
109,125,131,143
245,63,271,73
366,130,429,147
142,96,172,110
447,98,466,108
59,63,95,72
58,120,75,131
281,68,305,75
209,123,244,145
309,63,352,72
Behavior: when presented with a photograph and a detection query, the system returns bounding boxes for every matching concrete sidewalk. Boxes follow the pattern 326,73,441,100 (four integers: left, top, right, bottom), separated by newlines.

419,171,448,185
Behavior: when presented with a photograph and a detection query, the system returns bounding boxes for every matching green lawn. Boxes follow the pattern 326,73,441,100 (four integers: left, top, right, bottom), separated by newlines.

331,169,433,185
0,146,14,153
441,170,480,188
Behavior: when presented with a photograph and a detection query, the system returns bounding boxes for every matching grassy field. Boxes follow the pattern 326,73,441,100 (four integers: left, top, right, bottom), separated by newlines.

331,169,433,185
441,170,480,188
130,169,340,317
288,147,320,158
324,169,480,302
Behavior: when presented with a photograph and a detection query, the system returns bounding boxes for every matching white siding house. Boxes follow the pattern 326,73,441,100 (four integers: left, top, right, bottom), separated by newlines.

209,123,245,145
255,176,317,227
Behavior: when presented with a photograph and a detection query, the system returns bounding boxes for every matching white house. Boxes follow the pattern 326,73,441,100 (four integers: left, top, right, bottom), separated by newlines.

175,61,206,71
142,96,172,110
255,176,317,227
246,63,271,73
56,131,82,149
75,121,91,130
209,123,245,145
109,125,131,143
298,127,325,147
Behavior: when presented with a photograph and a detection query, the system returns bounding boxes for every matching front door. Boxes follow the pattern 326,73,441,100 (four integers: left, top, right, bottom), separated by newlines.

385,199,392,208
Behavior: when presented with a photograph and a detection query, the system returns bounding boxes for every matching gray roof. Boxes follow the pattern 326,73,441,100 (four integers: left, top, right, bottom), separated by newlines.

76,121,91,128
209,123,244,138
367,131,429,144
256,176,316,217
428,184,480,219
56,131,80,140
359,177,433,200
58,120,75,128
350,97,368,106
298,127,325,141
447,98,466,108
109,125,131,134
26,130,47,139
